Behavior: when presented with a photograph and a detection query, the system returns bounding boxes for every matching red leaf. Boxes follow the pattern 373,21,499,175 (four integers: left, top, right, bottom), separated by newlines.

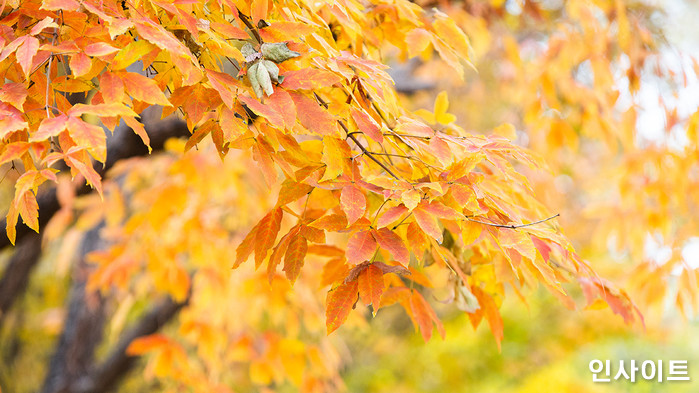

346,230,377,265
358,264,384,314
288,92,338,136
254,208,284,268
281,68,342,90
372,228,409,266
283,229,307,284
340,185,366,225
351,108,383,143
326,280,359,334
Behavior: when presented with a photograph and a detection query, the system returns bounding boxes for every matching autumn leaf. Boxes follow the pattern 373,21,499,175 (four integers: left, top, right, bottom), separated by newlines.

254,208,283,268
340,185,366,225
346,230,377,265
413,203,443,243
372,228,409,266
66,116,107,163
283,229,308,284
358,264,384,315
326,280,359,334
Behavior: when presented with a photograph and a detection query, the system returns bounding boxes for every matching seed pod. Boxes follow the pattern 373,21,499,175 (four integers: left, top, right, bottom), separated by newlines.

262,60,279,83
256,60,274,96
247,62,264,98
241,42,257,61
260,42,300,63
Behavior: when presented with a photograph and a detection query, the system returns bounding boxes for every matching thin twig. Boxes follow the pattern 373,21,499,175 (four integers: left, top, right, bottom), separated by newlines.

236,8,262,44
465,213,560,229
312,92,402,180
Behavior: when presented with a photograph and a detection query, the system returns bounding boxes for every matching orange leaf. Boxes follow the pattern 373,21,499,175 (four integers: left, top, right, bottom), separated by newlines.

321,257,350,286
254,208,284,268
15,191,39,232
99,72,125,103
268,229,293,283
66,116,107,162
409,290,444,342
84,42,120,57
283,229,307,284
40,0,80,10
288,92,337,136
119,72,171,107
413,204,443,243
351,108,383,143
326,280,359,334
64,150,103,197
309,214,347,231
238,95,284,129
376,205,408,228
251,0,269,23
234,224,259,269
123,116,151,151
372,228,409,266
277,178,313,206
340,185,366,225
406,221,429,263
0,83,27,110
265,88,297,129
68,103,138,118
206,69,240,109
472,286,503,351
16,36,39,78
321,136,352,181
70,52,92,78
0,142,30,165
282,68,342,91
126,334,170,355
346,230,377,265
380,286,410,308
32,114,67,142
358,264,384,314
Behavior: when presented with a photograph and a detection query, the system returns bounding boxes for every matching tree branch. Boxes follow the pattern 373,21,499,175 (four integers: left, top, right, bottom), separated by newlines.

72,296,189,393
465,213,560,229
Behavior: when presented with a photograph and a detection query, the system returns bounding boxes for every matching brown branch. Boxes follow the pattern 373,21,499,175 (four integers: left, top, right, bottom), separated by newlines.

236,8,262,44
0,232,42,321
72,296,189,393
465,213,560,229
40,225,107,393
